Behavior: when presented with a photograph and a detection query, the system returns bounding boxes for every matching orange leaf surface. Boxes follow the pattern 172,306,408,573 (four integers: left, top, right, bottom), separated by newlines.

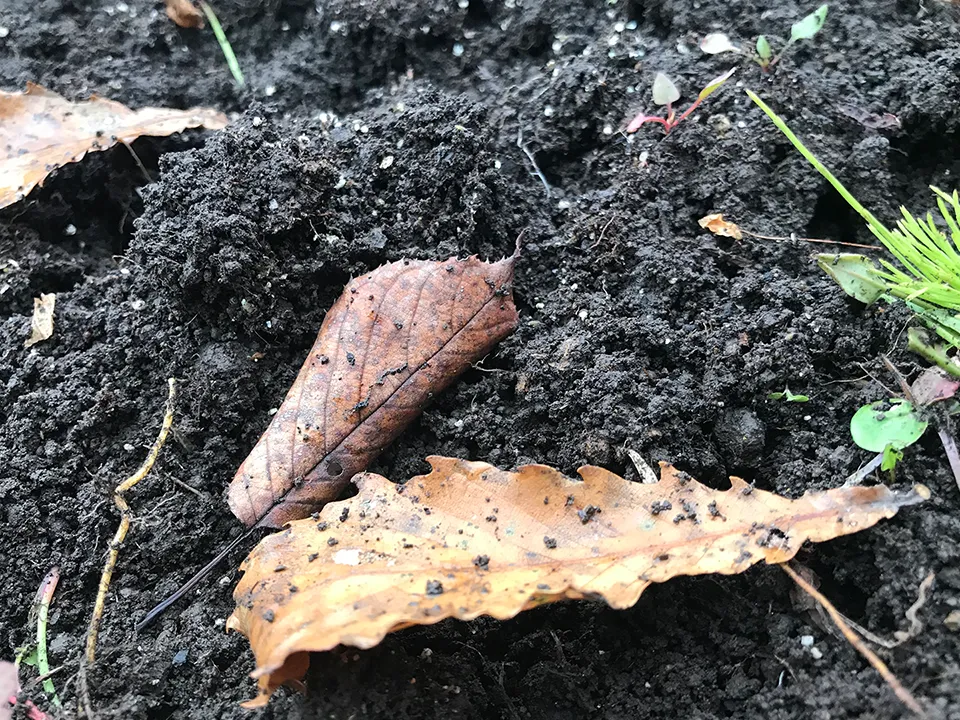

228,255,519,528
0,83,228,208
228,457,926,706
698,213,743,240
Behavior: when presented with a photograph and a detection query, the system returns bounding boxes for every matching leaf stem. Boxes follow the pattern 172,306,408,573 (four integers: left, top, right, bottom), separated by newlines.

907,328,960,378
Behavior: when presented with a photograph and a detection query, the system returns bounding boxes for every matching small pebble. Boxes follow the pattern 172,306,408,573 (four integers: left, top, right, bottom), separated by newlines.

64,224,77,236
380,155,395,169
800,635,814,647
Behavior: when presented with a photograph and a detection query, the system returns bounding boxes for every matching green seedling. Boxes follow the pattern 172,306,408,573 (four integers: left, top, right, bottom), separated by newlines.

700,4,828,71
850,399,927,480
768,387,809,402
626,69,736,134
747,90,960,377
15,567,61,707
199,1,245,88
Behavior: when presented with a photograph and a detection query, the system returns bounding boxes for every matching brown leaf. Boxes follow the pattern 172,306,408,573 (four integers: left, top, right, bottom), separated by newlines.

228,256,519,528
698,213,742,240
165,0,205,28
227,457,925,706
0,84,228,209
24,293,55,348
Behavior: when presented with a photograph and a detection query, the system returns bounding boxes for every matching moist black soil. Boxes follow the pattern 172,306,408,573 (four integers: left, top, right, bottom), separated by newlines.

2,1,960,718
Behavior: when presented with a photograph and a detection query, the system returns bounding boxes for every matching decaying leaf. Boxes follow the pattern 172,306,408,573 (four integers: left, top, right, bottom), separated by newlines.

228,456,925,706
165,0,205,28
24,293,55,348
228,255,519,529
698,213,742,240
0,83,228,209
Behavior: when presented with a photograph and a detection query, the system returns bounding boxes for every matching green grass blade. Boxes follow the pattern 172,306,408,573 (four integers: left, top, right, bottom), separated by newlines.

744,90,895,245
199,1,245,88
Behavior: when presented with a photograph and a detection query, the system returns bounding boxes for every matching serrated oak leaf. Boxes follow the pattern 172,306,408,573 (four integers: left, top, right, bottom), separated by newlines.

0,83,227,209
228,456,925,706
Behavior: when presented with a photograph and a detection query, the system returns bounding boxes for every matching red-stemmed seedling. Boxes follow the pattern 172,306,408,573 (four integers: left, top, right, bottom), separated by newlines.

626,68,736,134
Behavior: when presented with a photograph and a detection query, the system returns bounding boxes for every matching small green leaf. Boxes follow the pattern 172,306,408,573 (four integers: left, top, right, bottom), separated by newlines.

768,387,809,402
697,67,737,102
21,646,39,667
817,253,888,304
881,445,903,472
850,399,928,453
790,4,828,43
652,73,680,106
756,35,772,61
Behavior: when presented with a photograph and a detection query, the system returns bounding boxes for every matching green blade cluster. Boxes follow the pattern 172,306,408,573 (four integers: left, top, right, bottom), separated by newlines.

747,90,960,350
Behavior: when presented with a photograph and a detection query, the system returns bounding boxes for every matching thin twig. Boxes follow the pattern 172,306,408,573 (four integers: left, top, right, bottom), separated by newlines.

86,378,177,664
781,564,927,717
516,124,551,199
845,452,883,486
171,476,209,502
121,141,152,183
741,228,882,251
880,355,916,402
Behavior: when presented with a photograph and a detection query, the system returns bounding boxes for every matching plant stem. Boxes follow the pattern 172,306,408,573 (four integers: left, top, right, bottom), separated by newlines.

907,328,960,378
199,1,245,88
674,98,702,126
35,567,61,707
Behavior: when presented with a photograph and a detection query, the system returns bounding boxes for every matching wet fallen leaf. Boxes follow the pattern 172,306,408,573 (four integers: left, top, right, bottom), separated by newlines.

698,213,742,240
228,255,519,528
228,456,925,706
0,83,228,209
165,0,205,28
24,293,55,348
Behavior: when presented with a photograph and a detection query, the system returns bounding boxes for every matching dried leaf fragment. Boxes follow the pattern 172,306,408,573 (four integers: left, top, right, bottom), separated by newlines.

228,456,924,706
228,255,519,528
165,0,205,28
698,213,742,240
0,83,228,209
24,293,55,348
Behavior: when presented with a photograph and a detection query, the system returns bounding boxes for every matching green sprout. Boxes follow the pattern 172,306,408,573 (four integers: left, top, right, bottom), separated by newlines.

747,90,960,377
626,69,736,134
850,399,928,480
15,567,61,707
701,4,828,71
768,387,810,402
199,1,245,88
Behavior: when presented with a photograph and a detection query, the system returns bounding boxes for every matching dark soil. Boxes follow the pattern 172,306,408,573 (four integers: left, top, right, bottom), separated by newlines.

2,0,960,718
